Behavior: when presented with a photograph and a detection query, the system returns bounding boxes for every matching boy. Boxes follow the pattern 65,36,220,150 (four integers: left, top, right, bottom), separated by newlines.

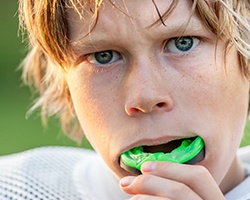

0,0,250,199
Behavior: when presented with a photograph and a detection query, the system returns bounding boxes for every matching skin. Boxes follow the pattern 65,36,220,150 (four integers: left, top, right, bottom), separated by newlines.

66,0,249,199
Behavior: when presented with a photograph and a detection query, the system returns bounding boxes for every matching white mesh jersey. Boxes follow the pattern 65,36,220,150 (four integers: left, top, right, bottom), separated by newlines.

0,147,130,200
0,146,250,200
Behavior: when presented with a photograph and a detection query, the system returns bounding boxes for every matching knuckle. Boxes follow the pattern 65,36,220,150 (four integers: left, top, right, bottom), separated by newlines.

131,174,160,195
194,165,210,178
134,174,152,188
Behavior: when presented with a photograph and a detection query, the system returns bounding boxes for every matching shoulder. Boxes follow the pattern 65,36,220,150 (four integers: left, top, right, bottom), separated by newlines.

0,146,97,176
0,146,96,161
0,146,97,200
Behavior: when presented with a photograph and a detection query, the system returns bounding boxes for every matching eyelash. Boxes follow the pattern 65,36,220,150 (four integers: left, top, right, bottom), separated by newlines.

80,36,202,68
84,50,122,67
164,36,201,55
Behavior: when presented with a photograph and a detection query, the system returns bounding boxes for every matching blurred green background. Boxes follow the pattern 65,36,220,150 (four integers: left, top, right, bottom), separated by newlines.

0,1,91,156
0,1,250,156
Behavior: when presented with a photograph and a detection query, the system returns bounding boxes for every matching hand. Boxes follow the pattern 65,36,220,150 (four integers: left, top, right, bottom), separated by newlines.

120,162,225,200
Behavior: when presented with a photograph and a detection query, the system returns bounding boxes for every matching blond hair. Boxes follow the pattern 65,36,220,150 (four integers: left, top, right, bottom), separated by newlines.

18,0,250,142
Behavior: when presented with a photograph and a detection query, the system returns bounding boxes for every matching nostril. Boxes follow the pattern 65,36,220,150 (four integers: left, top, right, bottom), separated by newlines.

125,98,174,116
156,102,166,108
130,108,140,112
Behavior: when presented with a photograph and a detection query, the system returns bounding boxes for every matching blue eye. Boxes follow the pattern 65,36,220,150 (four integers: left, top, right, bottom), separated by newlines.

87,50,121,65
166,36,200,53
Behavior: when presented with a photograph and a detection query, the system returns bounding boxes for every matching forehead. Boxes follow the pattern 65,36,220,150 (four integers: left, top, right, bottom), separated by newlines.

66,0,198,41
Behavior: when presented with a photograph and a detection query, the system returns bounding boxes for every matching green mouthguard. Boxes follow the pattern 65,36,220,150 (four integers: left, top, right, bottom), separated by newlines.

120,136,204,174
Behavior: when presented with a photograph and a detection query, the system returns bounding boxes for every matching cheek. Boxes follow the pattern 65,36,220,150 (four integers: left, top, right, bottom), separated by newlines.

197,58,248,140
189,57,249,183
69,85,107,147
66,70,123,154
182,47,249,126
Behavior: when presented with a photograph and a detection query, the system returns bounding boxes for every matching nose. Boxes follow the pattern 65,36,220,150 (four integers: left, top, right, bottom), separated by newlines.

124,60,174,117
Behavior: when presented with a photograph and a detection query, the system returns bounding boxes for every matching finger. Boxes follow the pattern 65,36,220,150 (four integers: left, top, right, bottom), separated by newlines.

120,174,202,199
140,162,224,199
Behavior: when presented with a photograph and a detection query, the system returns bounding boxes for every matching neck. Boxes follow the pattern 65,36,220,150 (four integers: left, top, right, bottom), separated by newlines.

220,156,246,194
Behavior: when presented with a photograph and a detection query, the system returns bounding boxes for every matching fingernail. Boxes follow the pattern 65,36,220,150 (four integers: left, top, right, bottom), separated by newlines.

120,176,135,187
141,162,157,172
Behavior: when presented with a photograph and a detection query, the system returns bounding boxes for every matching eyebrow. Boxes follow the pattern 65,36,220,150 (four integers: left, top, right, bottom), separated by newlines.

70,37,115,55
70,14,210,56
147,12,207,34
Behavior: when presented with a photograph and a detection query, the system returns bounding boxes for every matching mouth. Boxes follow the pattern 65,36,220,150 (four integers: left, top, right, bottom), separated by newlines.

120,136,205,174
142,138,184,154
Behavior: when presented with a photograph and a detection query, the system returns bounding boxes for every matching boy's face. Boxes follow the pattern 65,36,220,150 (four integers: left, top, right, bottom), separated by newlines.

66,0,249,184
